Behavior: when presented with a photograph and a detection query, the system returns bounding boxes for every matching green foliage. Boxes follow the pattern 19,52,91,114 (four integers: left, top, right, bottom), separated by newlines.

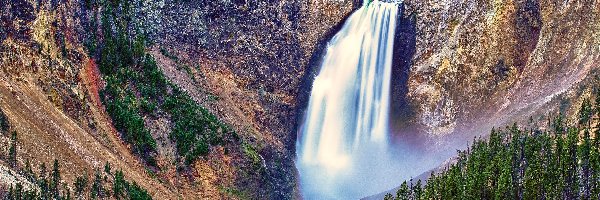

387,96,600,200
162,87,230,164
580,98,593,125
8,131,17,168
5,160,152,200
127,181,152,200
90,0,233,167
74,175,89,198
113,170,126,199
242,143,261,167
104,161,112,175
159,47,178,62
396,181,410,200
91,169,104,199
94,0,158,165
112,169,151,200
50,159,61,199
0,108,9,133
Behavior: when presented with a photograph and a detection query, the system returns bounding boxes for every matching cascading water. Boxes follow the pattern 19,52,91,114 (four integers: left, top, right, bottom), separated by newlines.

296,0,405,199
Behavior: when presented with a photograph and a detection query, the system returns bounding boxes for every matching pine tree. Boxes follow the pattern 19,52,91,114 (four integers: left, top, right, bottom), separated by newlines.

580,129,592,199
565,127,579,199
580,98,593,126
541,132,556,199
113,170,125,199
423,172,437,200
104,161,111,175
15,183,23,200
524,132,543,199
24,159,35,182
390,114,600,200
396,181,410,200
8,131,17,168
495,148,513,200
8,185,14,200
91,169,104,199
591,125,600,199
384,193,394,200
0,109,8,133
50,159,61,199
412,179,423,200
39,163,49,199
509,123,523,199
74,174,89,198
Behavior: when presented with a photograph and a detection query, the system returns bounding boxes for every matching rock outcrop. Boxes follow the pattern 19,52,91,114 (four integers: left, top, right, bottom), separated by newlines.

1,0,599,198
393,0,600,150
1,0,359,198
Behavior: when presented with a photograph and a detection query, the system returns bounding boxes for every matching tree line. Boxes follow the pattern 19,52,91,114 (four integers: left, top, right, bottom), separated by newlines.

387,93,600,199
2,131,151,200
87,0,236,167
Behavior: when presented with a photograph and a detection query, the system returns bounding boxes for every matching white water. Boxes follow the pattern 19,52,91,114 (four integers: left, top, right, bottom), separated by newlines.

296,1,404,199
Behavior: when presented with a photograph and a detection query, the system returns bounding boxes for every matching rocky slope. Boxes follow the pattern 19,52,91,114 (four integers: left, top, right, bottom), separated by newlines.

0,0,358,199
1,0,599,199
392,0,600,152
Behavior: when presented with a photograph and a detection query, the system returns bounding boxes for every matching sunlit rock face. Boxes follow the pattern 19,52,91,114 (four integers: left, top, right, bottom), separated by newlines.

130,0,361,198
392,0,600,149
2,0,360,198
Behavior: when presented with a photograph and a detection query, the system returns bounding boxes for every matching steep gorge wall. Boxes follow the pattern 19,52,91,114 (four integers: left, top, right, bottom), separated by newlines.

134,0,361,198
392,0,600,151
4,0,598,198
0,0,178,198
1,0,359,198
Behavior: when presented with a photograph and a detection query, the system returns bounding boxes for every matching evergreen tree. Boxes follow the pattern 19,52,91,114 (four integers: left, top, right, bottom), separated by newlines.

0,109,8,133
74,174,88,198
50,159,61,199
126,181,151,200
383,193,393,200
15,183,23,200
564,127,579,199
591,125,600,199
113,170,125,199
8,131,17,168
412,179,423,200
24,159,35,182
7,184,14,200
395,181,409,200
104,161,111,175
90,169,104,199
389,119,600,200
495,148,513,200
38,163,49,199
580,129,592,199
580,98,593,126
523,132,543,199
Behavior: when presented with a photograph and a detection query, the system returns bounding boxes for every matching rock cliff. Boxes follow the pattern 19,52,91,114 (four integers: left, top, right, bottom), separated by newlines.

1,0,599,198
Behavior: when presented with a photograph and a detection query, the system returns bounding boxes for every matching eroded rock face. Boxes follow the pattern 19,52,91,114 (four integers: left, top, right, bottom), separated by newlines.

396,0,600,148
130,0,359,198
4,0,597,198
127,0,600,196
1,0,360,198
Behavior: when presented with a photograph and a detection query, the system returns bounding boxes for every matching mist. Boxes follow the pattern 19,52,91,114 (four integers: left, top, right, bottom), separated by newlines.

297,138,448,199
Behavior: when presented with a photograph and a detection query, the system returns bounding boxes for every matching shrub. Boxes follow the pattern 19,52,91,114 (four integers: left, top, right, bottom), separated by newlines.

0,108,9,133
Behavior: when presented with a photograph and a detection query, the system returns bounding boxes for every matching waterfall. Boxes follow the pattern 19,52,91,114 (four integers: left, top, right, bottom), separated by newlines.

296,1,400,199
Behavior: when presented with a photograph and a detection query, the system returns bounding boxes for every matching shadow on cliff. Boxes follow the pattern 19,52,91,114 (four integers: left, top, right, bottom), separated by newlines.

389,5,420,148
293,1,362,147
